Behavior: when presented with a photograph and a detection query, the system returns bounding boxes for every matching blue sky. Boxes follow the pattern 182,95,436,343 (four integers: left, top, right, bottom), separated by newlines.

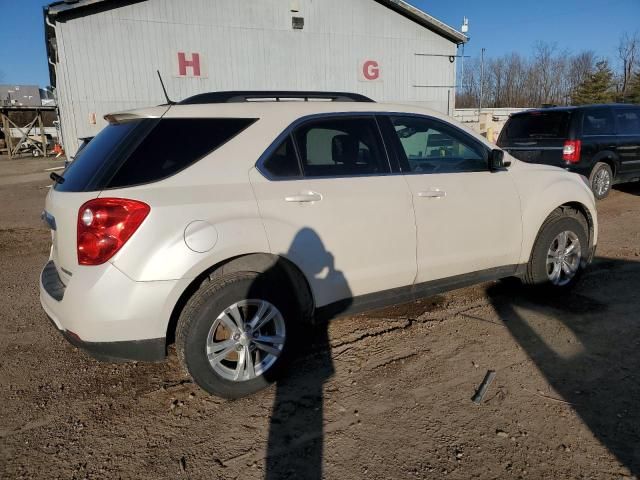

1,0,639,87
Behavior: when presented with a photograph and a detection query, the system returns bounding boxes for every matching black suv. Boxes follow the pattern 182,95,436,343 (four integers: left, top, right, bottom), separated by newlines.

497,104,640,199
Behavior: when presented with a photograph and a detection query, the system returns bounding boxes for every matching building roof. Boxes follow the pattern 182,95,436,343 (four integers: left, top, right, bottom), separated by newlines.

45,0,468,44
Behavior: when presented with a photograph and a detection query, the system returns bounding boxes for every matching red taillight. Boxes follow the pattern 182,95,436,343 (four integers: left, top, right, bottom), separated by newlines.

77,198,150,265
563,140,581,163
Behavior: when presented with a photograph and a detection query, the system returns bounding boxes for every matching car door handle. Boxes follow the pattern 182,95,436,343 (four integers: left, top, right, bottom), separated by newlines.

284,191,323,203
417,189,446,198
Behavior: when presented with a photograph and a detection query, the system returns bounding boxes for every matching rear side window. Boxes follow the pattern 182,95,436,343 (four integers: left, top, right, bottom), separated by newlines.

583,109,615,136
292,117,389,177
56,121,143,192
614,108,640,135
500,111,570,141
56,118,255,192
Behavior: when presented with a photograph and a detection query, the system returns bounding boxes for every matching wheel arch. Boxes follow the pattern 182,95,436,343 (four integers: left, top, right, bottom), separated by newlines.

165,253,315,346
591,151,619,177
523,201,595,268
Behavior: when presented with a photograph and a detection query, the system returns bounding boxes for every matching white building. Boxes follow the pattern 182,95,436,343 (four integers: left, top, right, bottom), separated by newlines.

44,0,467,154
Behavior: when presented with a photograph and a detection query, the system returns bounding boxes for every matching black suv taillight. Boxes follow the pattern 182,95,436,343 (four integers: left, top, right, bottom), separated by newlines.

563,140,581,163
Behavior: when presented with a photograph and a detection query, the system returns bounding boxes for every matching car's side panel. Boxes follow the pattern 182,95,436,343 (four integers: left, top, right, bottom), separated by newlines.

107,182,270,282
404,168,523,283
105,136,273,282
508,159,598,264
315,264,520,321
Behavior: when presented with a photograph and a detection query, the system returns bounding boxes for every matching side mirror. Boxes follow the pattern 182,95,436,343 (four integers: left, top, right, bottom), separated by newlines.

489,149,510,170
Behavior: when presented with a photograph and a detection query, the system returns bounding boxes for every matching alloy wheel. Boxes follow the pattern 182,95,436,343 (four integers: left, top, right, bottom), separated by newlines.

593,168,611,197
205,299,286,382
546,231,581,286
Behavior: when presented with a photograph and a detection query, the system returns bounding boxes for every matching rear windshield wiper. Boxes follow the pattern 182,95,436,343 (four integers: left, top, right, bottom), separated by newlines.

50,172,65,184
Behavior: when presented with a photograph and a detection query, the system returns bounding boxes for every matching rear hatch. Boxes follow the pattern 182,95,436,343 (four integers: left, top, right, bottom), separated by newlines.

44,108,256,283
497,110,572,166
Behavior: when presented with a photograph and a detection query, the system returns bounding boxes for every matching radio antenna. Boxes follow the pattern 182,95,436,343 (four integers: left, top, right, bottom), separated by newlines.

157,70,175,105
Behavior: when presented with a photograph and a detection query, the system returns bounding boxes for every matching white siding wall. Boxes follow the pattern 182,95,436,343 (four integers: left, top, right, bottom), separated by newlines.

53,0,458,153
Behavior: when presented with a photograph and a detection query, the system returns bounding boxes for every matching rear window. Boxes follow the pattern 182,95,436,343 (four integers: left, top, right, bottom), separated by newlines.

55,118,256,192
501,111,571,141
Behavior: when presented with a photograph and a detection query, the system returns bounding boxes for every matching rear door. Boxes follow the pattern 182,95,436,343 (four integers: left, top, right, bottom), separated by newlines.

385,115,522,283
250,115,417,307
613,107,640,174
497,110,571,167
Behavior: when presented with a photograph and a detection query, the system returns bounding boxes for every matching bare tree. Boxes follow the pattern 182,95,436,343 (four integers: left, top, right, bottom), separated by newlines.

456,45,597,108
618,32,639,100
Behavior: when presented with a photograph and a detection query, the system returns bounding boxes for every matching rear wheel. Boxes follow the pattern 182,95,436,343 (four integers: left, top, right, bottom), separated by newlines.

176,271,295,398
589,162,613,199
523,208,589,290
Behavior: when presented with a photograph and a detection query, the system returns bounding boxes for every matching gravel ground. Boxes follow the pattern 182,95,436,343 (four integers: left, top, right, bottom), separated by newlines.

1,156,639,480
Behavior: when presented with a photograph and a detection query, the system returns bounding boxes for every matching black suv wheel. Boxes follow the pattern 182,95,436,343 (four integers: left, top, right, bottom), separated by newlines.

589,162,613,199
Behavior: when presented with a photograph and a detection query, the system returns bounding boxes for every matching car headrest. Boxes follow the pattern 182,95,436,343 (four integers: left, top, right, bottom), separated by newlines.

332,134,359,165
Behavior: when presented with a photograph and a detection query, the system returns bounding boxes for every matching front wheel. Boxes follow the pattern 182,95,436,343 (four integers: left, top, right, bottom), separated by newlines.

176,272,294,398
523,208,589,289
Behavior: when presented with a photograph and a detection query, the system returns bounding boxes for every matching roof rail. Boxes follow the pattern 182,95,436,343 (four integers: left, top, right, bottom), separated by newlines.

178,91,375,105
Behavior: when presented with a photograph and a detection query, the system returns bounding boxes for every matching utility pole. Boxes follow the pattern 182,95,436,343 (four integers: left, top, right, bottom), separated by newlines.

478,47,485,122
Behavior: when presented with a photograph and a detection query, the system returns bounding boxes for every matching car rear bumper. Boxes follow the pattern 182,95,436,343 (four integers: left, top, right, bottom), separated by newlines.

45,313,165,362
39,259,183,362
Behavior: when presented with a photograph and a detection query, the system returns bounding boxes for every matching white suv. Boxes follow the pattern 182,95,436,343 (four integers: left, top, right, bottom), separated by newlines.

40,91,598,398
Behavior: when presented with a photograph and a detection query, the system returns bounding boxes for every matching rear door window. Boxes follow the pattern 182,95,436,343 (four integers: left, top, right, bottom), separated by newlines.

499,111,570,142
56,118,256,192
261,135,302,178
583,109,615,136
292,116,389,177
614,108,640,135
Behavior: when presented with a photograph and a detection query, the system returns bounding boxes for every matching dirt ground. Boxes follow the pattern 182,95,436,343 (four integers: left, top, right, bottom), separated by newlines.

1,155,639,480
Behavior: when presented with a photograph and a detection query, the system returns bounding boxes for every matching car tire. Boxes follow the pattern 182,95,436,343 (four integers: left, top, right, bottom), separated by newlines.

523,207,589,290
176,271,296,399
589,162,613,200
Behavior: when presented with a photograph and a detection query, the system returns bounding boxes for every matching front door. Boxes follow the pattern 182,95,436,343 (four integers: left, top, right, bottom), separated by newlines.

383,115,522,284
250,115,417,307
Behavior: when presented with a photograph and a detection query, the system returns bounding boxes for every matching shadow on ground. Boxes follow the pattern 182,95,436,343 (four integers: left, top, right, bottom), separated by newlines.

487,257,640,475
614,181,640,196
251,228,352,480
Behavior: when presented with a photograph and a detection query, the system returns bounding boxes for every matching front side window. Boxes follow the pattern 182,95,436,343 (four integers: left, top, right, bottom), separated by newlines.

390,116,487,174
583,109,615,136
614,108,640,135
292,117,389,177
